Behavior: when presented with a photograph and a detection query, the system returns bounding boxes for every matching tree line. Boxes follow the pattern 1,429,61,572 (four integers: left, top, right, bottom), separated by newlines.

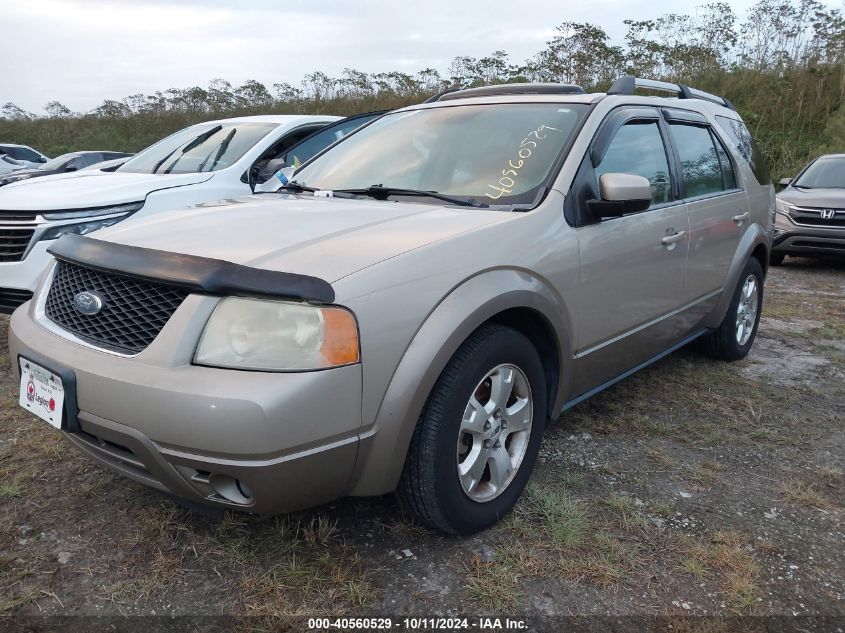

2,0,843,178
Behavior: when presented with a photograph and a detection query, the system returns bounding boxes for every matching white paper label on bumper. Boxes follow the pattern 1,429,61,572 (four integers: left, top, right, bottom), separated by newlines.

18,358,64,429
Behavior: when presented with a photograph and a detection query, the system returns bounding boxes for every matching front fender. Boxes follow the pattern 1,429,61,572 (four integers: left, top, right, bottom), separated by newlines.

703,222,770,329
349,268,573,496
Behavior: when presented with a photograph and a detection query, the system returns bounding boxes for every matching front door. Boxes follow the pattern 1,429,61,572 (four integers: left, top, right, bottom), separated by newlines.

571,111,690,396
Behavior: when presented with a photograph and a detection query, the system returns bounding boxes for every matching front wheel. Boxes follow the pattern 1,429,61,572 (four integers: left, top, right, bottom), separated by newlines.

398,324,547,534
699,257,764,361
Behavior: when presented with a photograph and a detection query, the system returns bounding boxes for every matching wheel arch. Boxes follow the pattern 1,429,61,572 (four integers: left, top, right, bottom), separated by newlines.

703,224,771,330
349,268,573,497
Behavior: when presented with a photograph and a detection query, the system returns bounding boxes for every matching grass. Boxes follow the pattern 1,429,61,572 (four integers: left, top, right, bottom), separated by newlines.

603,494,648,530
519,483,588,548
0,479,24,499
464,556,524,613
777,479,829,508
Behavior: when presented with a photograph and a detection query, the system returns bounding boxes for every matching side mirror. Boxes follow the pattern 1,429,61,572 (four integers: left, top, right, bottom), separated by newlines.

587,173,652,218
779,177,792,187
64,165,78,172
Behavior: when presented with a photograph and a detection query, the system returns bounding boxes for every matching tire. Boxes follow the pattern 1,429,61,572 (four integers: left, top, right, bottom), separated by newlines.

699,257,764,361
770,253,785,266
398,324,548,534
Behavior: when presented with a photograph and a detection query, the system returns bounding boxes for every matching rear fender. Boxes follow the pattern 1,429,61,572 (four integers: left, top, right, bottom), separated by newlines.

704,223,770,329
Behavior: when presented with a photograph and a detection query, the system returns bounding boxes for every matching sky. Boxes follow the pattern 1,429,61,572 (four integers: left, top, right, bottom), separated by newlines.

0,0,823,114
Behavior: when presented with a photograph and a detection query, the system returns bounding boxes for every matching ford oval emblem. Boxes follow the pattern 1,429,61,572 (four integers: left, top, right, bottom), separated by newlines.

73,291,104,315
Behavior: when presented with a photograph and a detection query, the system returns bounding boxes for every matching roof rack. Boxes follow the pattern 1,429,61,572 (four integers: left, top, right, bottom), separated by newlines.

427,83,586,103
607,76,736,111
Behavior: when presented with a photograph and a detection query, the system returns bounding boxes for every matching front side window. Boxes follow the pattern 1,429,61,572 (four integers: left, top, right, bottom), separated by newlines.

283,113,382,169
792,156,845,189
595,121,672,205
669,124,724,198
118,122,276,174
293,104,588,206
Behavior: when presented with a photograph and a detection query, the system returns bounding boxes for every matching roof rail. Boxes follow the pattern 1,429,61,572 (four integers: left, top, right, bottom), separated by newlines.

422,88,462,104
607,76,736,111
428,83,586,103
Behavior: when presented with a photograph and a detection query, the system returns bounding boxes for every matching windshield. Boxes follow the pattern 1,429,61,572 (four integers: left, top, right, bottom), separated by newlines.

41,153,77,171
293,104,588,205
118,122,276,174
793,156,845,189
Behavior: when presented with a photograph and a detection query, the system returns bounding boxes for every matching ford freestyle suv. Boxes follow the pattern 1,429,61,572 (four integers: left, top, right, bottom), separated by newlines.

9,78,774,534
771,154,845,265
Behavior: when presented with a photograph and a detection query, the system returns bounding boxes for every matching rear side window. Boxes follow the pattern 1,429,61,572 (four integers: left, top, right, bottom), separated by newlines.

715,116,771,185
77,153,103,168
669,124,724,198
0,145,41,162
595,121,672,205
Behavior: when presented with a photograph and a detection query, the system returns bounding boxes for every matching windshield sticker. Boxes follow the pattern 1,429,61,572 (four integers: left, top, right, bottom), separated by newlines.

486,125,562,200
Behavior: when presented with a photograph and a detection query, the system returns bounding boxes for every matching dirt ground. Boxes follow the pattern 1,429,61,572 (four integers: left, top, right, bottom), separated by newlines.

0,257,842,632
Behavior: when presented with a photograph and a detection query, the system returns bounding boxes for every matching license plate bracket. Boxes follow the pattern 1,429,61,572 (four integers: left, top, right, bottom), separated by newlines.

17,354,80,432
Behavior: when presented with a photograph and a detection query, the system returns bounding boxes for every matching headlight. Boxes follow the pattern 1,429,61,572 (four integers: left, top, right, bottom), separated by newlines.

194,297,360,371
38,202,143,241
775,198,795,214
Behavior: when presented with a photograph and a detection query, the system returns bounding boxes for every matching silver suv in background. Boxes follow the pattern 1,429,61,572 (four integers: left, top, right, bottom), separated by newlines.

772,154,845,265
10,78,773,534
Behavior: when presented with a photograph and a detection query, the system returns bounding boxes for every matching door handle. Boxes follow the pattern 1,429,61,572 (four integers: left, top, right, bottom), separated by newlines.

661,230,687,247
733,212,749,224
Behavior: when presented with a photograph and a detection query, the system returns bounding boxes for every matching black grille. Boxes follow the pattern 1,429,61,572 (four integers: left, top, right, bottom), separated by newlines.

0,288,33,314
45,261,190,354
0,228,34,262
791,209,845,228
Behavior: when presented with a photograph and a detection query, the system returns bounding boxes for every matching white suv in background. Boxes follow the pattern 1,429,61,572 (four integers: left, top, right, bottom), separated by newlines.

0,115,342,312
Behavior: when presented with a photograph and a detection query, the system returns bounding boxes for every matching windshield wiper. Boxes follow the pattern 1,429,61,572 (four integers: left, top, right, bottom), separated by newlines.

334,185,487,208
153,125,223,174
278,180,319,193
201,128,236,172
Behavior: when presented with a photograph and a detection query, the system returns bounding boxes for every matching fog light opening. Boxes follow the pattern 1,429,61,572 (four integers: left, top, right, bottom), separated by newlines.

209,474,254,505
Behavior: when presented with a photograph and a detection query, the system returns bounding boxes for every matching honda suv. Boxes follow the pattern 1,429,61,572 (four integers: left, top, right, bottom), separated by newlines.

9,78,773,534
771,154,845,265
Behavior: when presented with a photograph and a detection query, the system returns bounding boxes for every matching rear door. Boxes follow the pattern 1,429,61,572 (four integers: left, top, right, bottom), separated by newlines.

663,110,748,306
570,107,690,395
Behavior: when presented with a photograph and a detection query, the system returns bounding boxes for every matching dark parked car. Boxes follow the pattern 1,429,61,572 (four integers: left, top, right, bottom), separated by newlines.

0,151,133,187
772,153,845,264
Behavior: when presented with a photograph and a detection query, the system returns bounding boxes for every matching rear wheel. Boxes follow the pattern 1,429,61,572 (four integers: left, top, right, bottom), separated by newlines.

699,257,764,361
770,253,785,266
398,324,547,534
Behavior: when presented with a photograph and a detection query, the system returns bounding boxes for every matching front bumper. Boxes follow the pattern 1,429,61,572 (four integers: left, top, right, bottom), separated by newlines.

772,211,845,257
8,297,363,514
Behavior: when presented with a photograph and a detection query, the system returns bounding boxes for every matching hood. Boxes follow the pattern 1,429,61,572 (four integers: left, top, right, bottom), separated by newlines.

97,194,510,283
778,187,845,208
0,170,214,211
